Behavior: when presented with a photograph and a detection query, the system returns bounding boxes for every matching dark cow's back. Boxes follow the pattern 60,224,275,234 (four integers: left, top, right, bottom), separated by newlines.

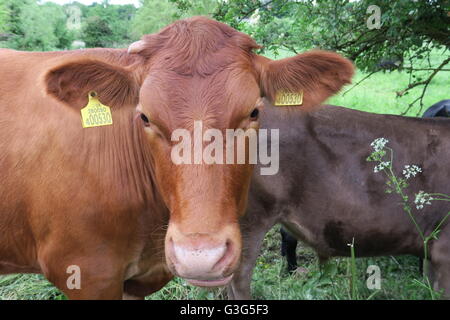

277,100,450,274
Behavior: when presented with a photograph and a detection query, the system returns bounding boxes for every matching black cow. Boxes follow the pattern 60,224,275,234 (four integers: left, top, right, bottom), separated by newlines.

280,228,298,273
422,100,450,118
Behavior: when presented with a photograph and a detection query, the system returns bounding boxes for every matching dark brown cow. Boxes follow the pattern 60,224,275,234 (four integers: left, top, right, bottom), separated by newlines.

280,100,450,275
0,17,353,299
228,104,450,299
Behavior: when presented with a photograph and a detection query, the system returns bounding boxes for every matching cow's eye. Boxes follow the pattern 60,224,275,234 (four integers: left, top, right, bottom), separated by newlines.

140,113,150,125
250,108,259,120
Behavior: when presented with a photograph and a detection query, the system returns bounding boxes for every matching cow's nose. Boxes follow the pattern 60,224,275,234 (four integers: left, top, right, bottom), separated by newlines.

166,233,237,286
173,242,227,273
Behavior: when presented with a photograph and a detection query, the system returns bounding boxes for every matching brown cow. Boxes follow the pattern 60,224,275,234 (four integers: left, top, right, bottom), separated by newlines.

228,104,450,299
0,17,353,299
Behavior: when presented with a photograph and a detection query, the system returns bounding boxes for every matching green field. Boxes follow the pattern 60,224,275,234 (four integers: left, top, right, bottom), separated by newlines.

0,228,435,300
0,49,448,300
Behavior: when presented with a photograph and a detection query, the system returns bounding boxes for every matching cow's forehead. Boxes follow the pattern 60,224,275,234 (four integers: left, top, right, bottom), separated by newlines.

138,68,260,131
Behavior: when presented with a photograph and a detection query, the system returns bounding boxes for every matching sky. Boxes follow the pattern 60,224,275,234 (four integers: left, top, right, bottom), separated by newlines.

40,0,141,7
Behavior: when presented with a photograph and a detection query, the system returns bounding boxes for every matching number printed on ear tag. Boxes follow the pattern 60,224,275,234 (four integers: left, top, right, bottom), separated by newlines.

80,91,113,128
274,91,303,106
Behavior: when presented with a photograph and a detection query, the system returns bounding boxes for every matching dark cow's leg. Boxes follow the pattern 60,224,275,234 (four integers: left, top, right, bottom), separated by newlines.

430,227,450,299
228,220,274,300
280,228,298,273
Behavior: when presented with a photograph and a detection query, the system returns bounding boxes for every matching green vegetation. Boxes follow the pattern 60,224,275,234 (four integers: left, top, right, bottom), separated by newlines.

132,0,215,35
0,227,434,300
0,0,74,50
328,68,449,116
82,3,137,48
0,0,138,50
0,0,215,50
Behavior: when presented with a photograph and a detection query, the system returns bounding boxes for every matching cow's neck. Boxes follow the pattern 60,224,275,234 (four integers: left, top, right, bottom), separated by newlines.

68,49,159,208
78,108,159,210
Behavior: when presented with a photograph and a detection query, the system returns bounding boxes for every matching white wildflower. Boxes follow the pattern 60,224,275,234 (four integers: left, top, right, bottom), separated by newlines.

414,191,433,210
374,161,390,173
403,165,422,179
370,138,389,152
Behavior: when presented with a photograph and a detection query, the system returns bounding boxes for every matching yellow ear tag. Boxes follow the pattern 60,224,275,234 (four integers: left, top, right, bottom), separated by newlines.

80,91,113,128
274,91,303,106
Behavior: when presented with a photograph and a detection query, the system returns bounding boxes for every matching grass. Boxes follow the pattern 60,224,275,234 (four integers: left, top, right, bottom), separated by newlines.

0,49,448,300
0,274,65,300
150,227,434,300
328,67,449,116
0,226,433,300
249,228,431,300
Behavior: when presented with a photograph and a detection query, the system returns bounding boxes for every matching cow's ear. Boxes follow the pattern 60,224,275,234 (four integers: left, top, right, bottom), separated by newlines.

45,58,140,108
255,50,354,110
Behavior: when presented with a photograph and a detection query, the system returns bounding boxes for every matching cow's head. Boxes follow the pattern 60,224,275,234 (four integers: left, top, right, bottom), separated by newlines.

44,17,353,287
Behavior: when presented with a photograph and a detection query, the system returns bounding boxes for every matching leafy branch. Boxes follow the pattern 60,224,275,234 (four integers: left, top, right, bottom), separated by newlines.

400,56,450,116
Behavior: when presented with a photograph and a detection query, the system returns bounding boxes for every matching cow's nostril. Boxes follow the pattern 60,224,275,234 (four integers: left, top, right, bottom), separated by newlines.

212,239,234,272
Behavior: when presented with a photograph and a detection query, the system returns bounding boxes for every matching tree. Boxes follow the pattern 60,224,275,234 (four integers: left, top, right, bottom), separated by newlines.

212,0,450,114
81,1,137,48
132,0,179,35
132,0,216,36
41,2,75,50
82,15,114,48
170,0,217,17
1,0,138,50
0,0,9,34
1,0,74,50
3,0,57,51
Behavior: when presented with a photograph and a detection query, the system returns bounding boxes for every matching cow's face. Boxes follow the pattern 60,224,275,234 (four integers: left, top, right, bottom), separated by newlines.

45,17,353,287
135,65,261,286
